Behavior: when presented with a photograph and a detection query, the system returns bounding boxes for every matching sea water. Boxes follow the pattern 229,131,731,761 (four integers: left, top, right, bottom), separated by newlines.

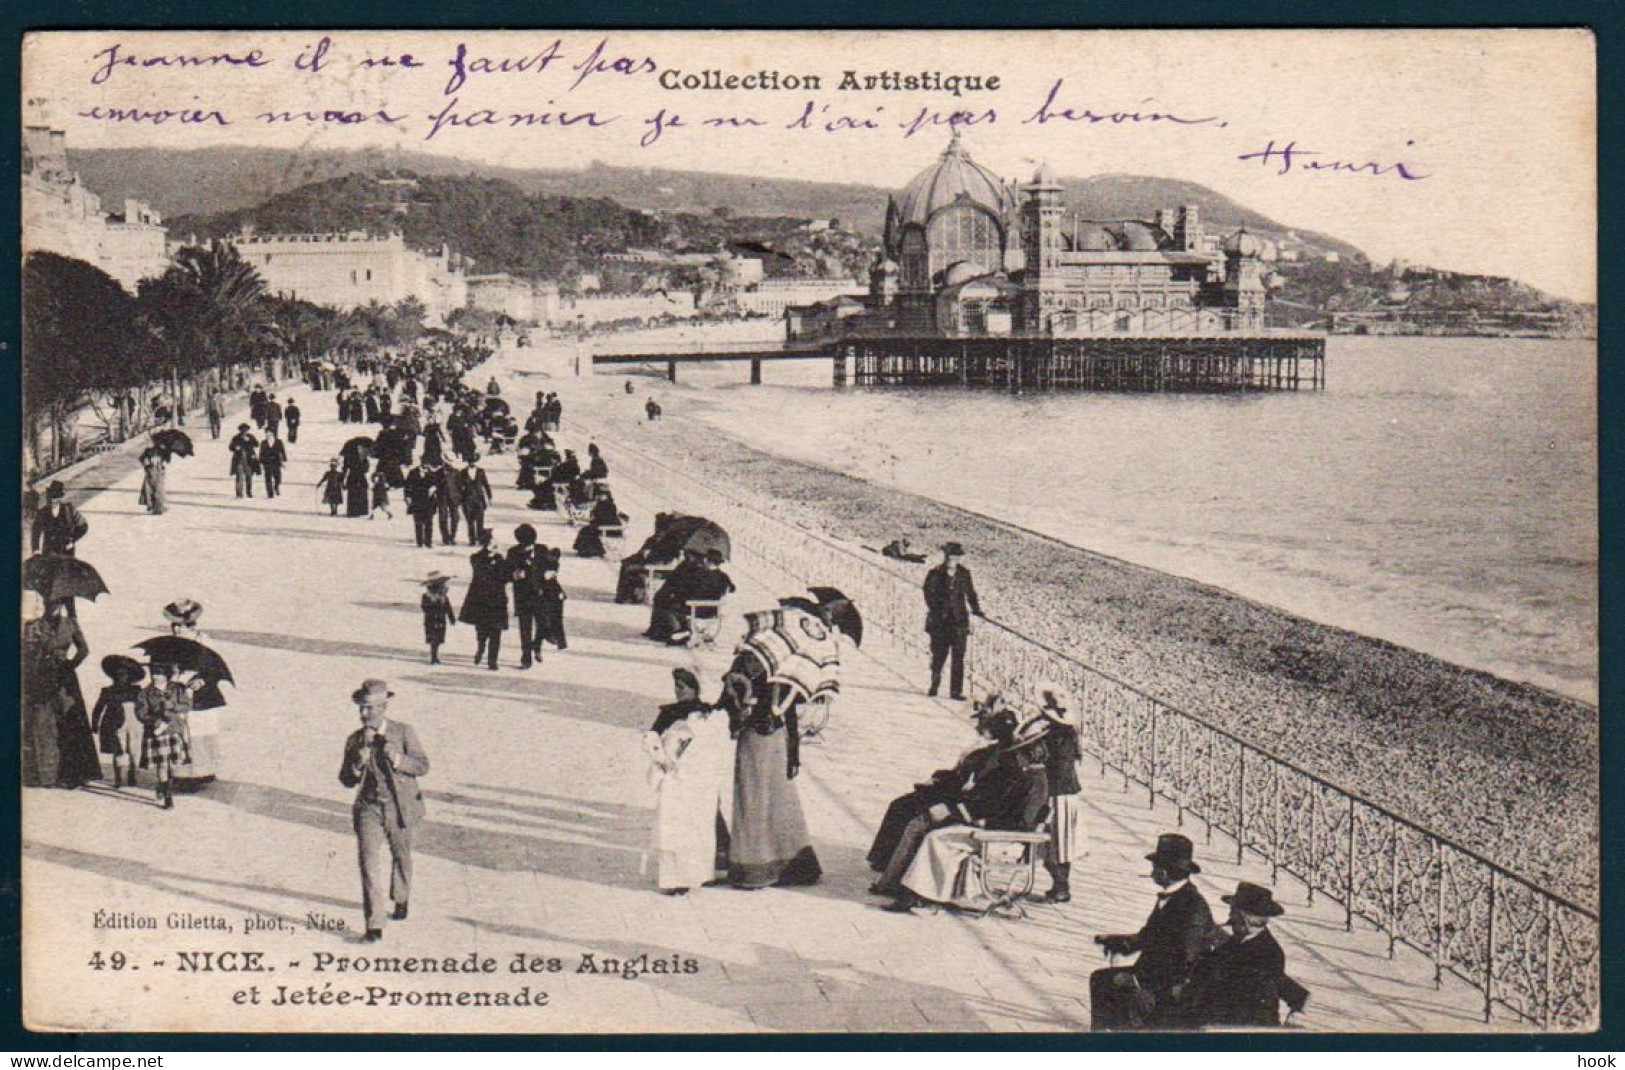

663,336,1597,703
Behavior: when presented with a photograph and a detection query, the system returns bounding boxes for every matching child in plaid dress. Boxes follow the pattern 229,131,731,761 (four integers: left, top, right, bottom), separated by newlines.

136,664,193,810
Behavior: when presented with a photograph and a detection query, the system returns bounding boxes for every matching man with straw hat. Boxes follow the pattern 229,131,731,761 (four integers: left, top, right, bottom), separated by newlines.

1090,832,1215,1030
339,679,430,942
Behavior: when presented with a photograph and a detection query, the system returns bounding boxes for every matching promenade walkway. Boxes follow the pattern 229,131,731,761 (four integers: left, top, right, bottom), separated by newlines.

21,362,1519,1034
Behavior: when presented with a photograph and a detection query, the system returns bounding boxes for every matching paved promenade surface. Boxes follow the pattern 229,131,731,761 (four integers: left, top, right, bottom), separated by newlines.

23,357,1521,1034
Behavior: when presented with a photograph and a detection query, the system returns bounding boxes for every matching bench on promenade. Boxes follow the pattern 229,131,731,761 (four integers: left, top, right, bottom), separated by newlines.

684,599,725,646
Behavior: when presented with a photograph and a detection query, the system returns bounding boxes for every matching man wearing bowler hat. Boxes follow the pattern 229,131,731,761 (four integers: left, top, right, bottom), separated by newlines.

339,679,430,943
1089,832,1215,1030
922,542,982,700
30,480,88,556
1176,882,1292,1028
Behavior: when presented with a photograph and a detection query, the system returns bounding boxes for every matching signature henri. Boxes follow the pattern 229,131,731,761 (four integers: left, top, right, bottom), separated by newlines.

1238,139,1429,180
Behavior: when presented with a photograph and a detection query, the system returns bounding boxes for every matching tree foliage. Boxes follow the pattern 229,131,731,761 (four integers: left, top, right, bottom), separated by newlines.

23,252,149,413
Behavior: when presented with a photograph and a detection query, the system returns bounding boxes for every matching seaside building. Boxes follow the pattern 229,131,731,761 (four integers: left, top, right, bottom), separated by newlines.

792,131,1270,340
560,290,699,327
22,125,171,292
227,231,470,326
730,278,868,317
465,273,539,324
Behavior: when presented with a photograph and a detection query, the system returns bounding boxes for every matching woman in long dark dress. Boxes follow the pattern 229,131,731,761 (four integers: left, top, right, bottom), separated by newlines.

459,534,510,671
721,650,822,889
22,598,102,789
344,456,370,518
421,421,446,468
537,547,568,652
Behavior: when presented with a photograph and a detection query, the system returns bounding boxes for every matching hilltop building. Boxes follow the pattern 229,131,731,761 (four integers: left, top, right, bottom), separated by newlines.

794,132,1270,340
226,231,470,325
22,125,170,292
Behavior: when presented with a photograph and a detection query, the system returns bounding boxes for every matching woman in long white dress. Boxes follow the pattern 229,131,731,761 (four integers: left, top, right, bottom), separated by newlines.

644,679,734,895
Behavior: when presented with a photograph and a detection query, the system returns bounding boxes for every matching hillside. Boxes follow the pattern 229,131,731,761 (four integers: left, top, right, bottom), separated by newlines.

74,147,1359,256
167,171,877,286
71,147,886,234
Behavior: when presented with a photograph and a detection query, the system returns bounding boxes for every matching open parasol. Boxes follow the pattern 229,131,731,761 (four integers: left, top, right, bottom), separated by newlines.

806,587,863,648
133,635,234,710
23,554,109,603
151,428,194,459
485,397,511,416
681,520,731,564
341,436,375,464
740,606,843,704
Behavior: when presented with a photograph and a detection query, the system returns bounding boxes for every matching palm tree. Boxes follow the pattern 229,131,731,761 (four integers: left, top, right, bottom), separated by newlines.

139,241,273,403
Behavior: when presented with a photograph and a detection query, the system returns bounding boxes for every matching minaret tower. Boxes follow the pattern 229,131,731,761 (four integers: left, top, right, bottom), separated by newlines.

1019,161,1065,333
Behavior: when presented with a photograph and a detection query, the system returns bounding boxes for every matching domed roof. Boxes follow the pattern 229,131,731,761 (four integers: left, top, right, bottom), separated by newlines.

1073,224,1117,252
1030,160,1060,186
1224,228,1265,257
942,260,990,287
894,130,1017,230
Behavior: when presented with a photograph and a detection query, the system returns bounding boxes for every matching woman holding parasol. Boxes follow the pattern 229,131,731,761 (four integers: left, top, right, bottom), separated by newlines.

718,591,859,890
21,592,102,789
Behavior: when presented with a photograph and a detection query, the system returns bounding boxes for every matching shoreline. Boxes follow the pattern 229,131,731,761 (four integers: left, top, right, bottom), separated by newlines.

538,348,1596,903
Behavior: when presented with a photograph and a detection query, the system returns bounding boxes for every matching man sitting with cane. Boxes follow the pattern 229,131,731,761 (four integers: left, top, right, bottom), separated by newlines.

1090,833,1215,1030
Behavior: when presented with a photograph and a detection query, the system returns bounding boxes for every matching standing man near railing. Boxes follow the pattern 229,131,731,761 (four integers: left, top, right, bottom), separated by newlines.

923,541,983,701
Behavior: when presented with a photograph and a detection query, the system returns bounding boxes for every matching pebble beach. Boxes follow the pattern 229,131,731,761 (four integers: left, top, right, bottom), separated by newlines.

545,335,1597,904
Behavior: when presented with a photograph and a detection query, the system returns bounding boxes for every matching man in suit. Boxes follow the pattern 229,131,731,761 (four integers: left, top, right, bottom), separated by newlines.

285,399,302,444
404,462,439,549
1090,833,1216,1030
228,424,259,499
30,481,88,555
259,431,287,498
206,392,225,439
1176,882,1291,1029
436,461,464,547
507,524,546,669
922,542,982,700
339,679,430,943
264,393,283,439
461,456,493,546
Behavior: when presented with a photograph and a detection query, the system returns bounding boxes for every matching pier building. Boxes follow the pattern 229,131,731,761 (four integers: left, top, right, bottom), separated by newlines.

767,132,1322,392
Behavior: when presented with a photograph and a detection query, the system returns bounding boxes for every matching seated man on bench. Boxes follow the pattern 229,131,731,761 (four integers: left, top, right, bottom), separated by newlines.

1173,882,1304,1030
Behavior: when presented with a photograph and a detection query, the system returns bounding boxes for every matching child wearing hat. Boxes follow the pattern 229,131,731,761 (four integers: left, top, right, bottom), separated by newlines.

90,656,145,789
135,663,193,809
316,459,345,516
370,469,394,520
1030,681,1085,902
420,573,457,665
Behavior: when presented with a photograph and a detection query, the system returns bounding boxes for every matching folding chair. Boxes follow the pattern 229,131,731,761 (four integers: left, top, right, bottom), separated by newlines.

685,599,724,646
967,830,1051,919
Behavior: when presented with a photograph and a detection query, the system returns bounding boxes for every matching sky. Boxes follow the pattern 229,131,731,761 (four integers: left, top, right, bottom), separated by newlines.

22,29,1598,301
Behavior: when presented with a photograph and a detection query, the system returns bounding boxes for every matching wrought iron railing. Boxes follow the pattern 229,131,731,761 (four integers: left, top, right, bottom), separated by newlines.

598,431,1599,1031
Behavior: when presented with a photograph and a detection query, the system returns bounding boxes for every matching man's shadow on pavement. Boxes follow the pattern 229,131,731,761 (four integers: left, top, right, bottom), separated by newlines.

215,781,652,892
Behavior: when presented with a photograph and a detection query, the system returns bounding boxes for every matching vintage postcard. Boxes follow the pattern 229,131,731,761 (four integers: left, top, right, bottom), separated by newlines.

18,29,1597,1034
